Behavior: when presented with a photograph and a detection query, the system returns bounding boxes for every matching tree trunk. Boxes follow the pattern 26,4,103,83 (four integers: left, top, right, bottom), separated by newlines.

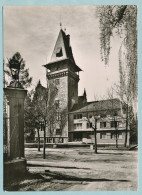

37,128,40,151
124,120,128,147
115,128,118,148
94,119,97,154
43,124,46,159
115,121,118,148
124,105,129,147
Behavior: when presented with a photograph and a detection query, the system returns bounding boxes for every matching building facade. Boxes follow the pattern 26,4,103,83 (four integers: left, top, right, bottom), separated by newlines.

40,28,130,146
69,99,130,146
43,29,82,143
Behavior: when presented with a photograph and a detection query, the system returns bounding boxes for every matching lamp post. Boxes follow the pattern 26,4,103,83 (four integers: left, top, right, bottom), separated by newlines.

94,115,100,154
40,120,46,159
8,58,23,88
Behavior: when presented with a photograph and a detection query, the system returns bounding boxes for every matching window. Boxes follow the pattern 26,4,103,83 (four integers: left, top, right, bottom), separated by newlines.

74,123,82,129
70,78,75,85
118,122,122,128
111,121,118,128
56,112,61,121
55,79,60,85
111,132,122,139
56,129,61,135
74,114,82,119
56,47,63,57
77,114,82,119
118,133,122,139
55,100,60,109
100,122,106,128
100,113,106,117
87,123,92,128
100,133,107,139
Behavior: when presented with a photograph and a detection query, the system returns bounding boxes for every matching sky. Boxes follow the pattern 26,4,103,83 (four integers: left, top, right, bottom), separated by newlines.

3,6,121,101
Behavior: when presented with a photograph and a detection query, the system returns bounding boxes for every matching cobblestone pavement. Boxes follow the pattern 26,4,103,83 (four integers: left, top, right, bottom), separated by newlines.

5,147,138,191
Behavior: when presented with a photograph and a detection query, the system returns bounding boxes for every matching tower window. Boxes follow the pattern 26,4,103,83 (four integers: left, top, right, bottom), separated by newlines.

56,129,61,135
55,79,60,85
56,47,63,57
56,112,61,121
55,100,60,109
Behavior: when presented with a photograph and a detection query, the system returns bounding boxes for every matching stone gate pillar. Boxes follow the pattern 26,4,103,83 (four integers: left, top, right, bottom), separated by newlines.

4,87,27,159
4,87,27,184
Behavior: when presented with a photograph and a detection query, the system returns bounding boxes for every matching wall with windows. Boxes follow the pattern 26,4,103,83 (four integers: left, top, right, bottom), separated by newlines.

97,131,129,145
68,111,129,145
47,74,68,140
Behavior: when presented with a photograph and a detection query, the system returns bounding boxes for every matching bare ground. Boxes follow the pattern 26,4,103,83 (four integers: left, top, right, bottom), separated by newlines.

5,147,138,191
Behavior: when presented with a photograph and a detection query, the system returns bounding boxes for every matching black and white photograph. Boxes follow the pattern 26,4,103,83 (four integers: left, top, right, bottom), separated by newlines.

3,5,138,191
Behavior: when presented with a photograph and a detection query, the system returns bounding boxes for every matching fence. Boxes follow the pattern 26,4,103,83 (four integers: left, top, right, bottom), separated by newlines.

33,136,68,144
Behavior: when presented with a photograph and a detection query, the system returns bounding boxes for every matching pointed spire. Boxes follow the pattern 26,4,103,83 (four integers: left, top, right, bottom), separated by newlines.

59,14,62,29
83,88,87,100
50,29,75,63
38,80,41,85
60,22,62,29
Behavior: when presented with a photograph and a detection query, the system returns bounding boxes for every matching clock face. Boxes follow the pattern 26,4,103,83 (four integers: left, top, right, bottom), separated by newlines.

56,47,63,57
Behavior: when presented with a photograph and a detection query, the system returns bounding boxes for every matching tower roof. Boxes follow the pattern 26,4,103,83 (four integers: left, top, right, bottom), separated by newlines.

44,29,82,72
50,29,75,63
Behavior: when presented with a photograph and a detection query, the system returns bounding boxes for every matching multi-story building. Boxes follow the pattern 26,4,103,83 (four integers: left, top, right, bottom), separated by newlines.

40,28,130,146
43,28,82,143
69,98,130,146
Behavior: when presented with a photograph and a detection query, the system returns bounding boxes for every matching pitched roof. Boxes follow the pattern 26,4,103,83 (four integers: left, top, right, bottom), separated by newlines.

70,98,121,113
43,29,82,72
50,29,75,63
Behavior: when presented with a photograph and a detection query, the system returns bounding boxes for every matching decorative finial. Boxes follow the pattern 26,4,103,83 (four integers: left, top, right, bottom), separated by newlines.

7,55,23,88
59,14,62,29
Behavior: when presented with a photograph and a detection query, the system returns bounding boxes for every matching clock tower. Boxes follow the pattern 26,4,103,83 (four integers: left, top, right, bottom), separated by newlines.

44,29,82,142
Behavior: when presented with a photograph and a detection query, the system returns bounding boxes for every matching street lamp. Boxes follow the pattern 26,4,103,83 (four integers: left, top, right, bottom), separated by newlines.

39,120,46,159
8,58,23,88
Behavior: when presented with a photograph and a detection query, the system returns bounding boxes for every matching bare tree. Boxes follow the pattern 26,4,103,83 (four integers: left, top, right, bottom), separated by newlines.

85,100,102,154
113,81,137,147
85,91,125,152
57,108,68,142
106,88,121,148
26,81,58,158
